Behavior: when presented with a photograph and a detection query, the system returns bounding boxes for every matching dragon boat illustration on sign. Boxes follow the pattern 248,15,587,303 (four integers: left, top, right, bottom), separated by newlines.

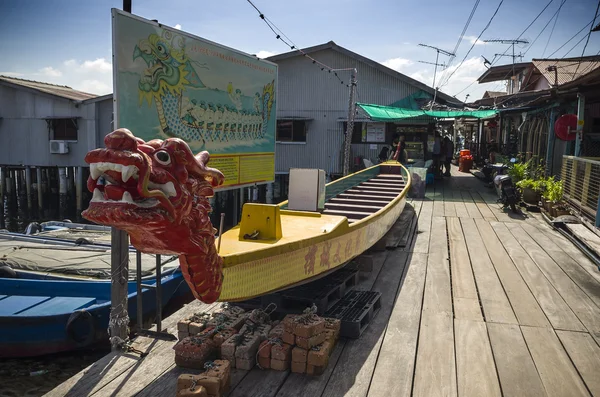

131,30,275,148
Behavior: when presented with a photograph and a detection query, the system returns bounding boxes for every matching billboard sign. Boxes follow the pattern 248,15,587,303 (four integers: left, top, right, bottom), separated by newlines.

112,9,277,189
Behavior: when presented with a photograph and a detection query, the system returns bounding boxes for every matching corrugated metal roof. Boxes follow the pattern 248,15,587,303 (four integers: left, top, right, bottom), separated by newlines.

0,75,98,101
533,56,600,86
482,91,507,99
267,41,461,106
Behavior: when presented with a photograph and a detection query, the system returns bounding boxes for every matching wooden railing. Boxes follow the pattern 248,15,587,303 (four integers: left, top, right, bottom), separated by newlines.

561,156,600,221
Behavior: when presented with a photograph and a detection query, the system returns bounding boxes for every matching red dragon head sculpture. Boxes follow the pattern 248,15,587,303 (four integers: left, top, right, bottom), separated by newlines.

82,128,225,303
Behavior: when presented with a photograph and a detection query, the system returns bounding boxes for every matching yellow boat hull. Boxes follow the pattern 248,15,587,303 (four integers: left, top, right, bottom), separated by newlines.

217,162,411,301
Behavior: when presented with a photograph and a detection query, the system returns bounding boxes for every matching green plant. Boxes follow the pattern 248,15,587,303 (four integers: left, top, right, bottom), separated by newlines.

542,178,564,203
516,178,544,192
508,160,530,184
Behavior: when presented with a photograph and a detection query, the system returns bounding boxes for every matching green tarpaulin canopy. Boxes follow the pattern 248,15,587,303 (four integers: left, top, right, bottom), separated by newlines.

357,103,498,121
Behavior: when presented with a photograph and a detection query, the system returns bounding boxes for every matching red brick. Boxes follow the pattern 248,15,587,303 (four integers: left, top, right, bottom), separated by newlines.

294,317,325,338
282,314,299,333
291,360,306,374
282,330,295,345
236,357,255,371
306,356,329,376
189,322,206,335
271,343,292,361
177,374,220,396
257,355,271,369
292,346,308,363
220,335,238,358
268,323,285,339
308,341,331,367
174,337,216,369
258,340,272,358
239,322,272,340
204,360,231,392
271,358,290,371
177,385,208,397
295,332,326,350
178,319,191,333
324,317,341,333
213,327,237,348
234,334,261,360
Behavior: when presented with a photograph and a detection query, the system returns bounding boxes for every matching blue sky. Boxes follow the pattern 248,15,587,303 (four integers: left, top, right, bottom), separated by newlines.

1,0,598,100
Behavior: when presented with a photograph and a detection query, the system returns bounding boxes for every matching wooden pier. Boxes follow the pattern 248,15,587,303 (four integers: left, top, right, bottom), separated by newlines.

46,168,600,397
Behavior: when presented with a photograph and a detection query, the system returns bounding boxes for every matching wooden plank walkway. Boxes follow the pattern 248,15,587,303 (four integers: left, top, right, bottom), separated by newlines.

46,166,600,397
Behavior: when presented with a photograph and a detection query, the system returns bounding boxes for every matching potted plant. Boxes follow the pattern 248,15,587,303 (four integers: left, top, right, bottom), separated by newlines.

516,178,543,204
508,160,530,185
543,178,567,217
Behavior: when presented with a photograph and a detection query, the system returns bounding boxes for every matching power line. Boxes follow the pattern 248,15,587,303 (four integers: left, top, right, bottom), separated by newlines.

542,0,567,57
574,0,600,75
438,0,481,85
523,0,567,56
245,0,353,86
547,20,593,58
489,0,555,68
453,0,553,98
439,0,504,89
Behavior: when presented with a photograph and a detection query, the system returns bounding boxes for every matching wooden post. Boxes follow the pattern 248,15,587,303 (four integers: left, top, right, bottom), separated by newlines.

575,93,585,157
110,227,130,350
111,0,132,348
266,182,274,204
58,168,68,220
25,166,32,215
36,167,43,216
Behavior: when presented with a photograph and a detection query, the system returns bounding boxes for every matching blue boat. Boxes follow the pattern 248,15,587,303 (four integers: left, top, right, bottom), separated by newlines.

0,223,191,358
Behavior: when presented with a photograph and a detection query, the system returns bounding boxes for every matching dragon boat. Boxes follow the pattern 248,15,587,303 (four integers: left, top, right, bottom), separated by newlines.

82,128,411,304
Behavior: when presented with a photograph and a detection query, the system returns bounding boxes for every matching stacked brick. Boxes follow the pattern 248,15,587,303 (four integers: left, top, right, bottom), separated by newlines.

258,314,340,376
177,306,247,341
176,359,231,397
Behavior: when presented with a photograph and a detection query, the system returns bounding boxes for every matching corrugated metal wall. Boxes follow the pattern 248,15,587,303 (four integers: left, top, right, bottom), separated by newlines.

275,49,421,174
0,85,113,167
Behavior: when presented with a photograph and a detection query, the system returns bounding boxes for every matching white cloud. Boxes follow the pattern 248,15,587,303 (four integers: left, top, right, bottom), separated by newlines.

174,24,182,30
40,66,62,77
255,50,275,59
381,57,413,72
463,35,487,46
64,58,112,73
77,79,112,95
0,72,24,77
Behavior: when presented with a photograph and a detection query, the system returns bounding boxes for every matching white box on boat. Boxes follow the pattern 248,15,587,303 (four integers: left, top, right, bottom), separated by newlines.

288,168,326,212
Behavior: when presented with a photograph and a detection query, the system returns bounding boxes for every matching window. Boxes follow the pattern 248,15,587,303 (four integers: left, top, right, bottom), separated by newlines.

51,118,78,141
277,120,307,142
343,122,364,144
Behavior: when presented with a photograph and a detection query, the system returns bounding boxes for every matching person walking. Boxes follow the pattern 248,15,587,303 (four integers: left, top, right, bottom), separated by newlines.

444,137,454,176
433,132,442,176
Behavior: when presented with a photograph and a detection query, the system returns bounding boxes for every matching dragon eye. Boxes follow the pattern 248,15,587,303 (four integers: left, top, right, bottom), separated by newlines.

154,150,171,165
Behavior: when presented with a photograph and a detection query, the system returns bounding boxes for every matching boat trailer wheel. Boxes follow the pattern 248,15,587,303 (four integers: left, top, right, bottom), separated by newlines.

66,310,96,345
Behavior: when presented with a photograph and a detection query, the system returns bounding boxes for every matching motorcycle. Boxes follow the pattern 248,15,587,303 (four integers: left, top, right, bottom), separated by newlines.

493,158,519,213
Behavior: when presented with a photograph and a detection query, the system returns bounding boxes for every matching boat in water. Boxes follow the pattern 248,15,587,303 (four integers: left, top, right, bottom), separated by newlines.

0,227,189,358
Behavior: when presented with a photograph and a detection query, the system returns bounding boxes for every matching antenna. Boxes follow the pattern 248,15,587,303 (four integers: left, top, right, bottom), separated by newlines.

483,39,529,93
482,56,492,68
418,43,455,109
418,60,446,68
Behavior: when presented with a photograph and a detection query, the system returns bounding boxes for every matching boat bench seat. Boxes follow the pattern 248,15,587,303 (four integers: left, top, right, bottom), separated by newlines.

13,296,97,316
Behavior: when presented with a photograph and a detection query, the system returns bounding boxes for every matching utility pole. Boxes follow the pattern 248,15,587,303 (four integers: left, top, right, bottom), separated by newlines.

343,70,357,176
418,44,454,109
108,0,133,352
484,39,529,93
